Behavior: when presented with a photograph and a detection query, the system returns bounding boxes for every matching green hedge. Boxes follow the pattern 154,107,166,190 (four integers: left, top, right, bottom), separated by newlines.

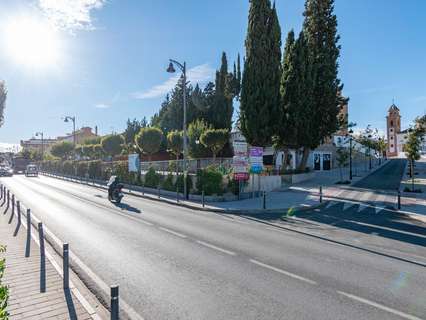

196,167,223,195
0,245,8,320
144,167,160,188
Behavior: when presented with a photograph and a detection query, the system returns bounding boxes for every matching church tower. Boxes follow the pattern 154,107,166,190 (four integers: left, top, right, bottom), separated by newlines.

386,103,401,157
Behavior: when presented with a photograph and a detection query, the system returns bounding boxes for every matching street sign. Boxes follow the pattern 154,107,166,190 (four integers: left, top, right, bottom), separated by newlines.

233,172,249,180
128,154,140,173
249,146,263,173
233,141,248,157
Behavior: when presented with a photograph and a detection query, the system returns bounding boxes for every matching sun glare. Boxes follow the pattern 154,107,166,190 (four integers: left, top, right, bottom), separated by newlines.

3,16,61,70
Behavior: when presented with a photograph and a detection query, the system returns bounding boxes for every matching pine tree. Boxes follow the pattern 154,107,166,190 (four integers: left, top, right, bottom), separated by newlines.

302,0,345,163
240,0,282,146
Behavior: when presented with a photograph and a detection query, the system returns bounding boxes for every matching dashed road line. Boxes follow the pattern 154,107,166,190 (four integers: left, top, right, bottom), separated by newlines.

250,259,317,285
158,227,187,238
196,240,236,256
337,291,424,320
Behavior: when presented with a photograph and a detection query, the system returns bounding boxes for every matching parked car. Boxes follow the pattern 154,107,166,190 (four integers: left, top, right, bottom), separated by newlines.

25,164,38,177
0,166,13,177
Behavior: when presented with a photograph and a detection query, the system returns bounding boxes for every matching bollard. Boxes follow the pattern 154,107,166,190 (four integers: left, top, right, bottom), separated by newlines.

397,190,401,210
319,186,323,203
158,186,161,199
38,222,46,293
110,285,119,320
12,194,15,214
202,190,205,208
7,190,10,207
0,184,2,199
63,243,69,289
142,184,145,196
262,191,266,210
17,201,21,224
25,209,31,257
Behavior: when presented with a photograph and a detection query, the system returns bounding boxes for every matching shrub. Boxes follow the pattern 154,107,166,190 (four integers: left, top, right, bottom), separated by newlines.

0,245,8,319
88,160,103,179
227,177,240,195
62,161,74,175
196,167,223,195
144,167,160,188
175,174,193,193
76,161,88,177
162,174,175,191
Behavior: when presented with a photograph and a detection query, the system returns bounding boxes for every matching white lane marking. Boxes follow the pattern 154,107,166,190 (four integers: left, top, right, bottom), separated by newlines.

250,259,317,285
357,204,367,212
158,227,187,238
196,240,236,256
337,291,424,320
325,201,335,209
343,202,355,211
139,220,154,226
375,206,384,214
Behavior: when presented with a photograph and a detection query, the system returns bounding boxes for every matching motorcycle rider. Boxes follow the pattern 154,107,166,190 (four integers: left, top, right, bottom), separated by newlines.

107,175,120,199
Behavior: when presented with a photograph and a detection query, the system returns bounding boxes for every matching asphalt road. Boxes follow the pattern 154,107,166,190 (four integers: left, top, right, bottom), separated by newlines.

1,175,425,320
354,159,407,190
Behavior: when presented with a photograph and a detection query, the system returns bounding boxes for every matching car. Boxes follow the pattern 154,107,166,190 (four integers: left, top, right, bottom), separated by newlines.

25,164,38,177
0,166,14,177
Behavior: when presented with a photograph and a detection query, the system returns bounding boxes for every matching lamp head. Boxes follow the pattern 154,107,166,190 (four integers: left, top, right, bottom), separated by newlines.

167,62,176,73
64,117,69,123
349,129,354,134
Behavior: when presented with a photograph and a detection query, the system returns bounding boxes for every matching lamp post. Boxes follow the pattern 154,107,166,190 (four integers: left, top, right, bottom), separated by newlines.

347,129,353,180
167,59,188,199
368,134,372,170
35,132,44,161
64,116,76,158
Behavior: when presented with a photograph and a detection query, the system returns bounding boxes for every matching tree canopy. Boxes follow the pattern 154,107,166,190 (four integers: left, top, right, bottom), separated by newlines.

135,127,164,160
167,130,183,160
50,141,74,159
240,0,282,146
200,129,229,160
101,134,124,157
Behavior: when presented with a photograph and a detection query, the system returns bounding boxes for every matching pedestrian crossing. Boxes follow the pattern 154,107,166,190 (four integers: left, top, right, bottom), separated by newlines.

321,188,397,214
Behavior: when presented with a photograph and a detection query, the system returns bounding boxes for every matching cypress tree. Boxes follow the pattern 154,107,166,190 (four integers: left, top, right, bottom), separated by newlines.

302,0,345,160
240,0,282,146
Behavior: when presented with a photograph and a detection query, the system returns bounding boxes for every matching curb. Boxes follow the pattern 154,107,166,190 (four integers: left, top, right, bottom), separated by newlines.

41,172,325,216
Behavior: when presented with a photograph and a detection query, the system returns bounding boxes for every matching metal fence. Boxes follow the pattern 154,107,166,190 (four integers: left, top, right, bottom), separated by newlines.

140,157,233,174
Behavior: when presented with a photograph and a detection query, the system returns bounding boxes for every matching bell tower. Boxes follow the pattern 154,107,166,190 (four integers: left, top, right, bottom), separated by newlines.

386,103,401,157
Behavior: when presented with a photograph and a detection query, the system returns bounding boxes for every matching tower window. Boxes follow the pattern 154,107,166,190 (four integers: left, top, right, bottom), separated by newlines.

390,120,394,126
391,144,394,148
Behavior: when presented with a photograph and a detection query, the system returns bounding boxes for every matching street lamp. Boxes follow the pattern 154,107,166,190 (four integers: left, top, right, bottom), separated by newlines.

35,132,44,161
63,116,76,158
167,59,188,199
347,129,354,180
368,134,372,170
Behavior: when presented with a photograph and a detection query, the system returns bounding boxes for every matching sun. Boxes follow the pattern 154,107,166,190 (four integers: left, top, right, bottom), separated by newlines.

2,15,62,69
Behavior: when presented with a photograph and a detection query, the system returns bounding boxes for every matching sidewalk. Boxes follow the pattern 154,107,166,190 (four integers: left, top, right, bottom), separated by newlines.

0,194,103,319
400,157,426,217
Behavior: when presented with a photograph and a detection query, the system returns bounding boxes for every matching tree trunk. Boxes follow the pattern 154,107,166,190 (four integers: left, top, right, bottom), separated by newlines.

297,147,310,172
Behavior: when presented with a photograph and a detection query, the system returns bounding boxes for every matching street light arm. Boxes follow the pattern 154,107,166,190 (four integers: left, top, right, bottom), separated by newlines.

169,59,185,72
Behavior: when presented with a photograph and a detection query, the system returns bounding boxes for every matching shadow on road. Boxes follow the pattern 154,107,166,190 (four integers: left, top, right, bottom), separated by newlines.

295,202,426,248
114,202,141,214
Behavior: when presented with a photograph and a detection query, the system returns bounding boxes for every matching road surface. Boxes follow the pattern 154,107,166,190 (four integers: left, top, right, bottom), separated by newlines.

353,159,407,190
1,174,425,320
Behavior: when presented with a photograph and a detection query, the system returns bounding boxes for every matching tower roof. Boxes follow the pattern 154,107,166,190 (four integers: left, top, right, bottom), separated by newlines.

388,103,400,113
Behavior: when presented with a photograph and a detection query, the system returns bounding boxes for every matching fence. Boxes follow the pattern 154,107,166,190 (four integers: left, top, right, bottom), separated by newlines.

140,157,233,174
0,183,121,320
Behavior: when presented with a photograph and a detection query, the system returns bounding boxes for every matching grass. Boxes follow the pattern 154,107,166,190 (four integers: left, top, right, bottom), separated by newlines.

0,245,8,320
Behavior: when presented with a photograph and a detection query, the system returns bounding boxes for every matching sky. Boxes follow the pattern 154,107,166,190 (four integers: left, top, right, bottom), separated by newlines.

0,0,425,144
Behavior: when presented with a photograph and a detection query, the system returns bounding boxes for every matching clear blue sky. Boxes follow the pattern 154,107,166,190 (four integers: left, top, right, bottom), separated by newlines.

0,0,425,144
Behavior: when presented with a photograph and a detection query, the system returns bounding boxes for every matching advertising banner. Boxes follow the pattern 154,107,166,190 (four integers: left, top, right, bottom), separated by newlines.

249,147,263,173
128,154,140,173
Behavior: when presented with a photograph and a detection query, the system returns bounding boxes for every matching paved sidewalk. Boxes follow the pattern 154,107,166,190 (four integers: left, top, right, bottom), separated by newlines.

0,197,97,319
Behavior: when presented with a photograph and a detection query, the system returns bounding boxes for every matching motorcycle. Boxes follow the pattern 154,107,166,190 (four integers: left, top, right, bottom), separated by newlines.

107,175,124,204
108,183,124,204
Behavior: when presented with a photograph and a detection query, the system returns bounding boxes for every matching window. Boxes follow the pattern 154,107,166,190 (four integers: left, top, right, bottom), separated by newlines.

391,144,394,148
391,136,393,140
390,120,394,126
390,128,393,133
